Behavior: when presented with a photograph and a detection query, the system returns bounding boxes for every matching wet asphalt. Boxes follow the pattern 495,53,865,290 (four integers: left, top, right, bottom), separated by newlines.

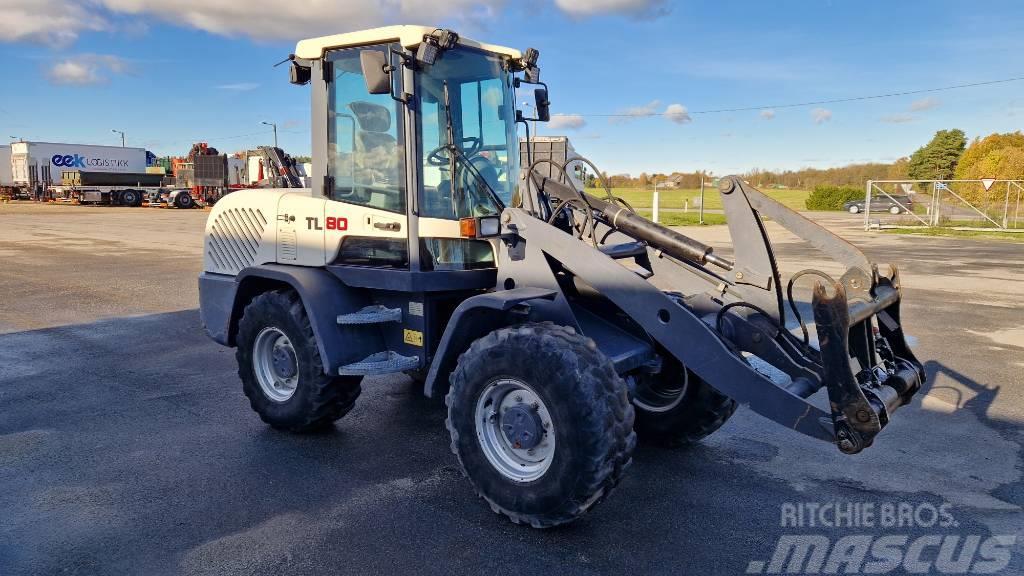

1,202,1022,575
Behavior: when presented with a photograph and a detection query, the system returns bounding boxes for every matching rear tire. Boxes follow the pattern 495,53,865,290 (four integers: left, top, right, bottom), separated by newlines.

446,322,636,528
889,205,901,215
236,290,362,432
631,357,737,448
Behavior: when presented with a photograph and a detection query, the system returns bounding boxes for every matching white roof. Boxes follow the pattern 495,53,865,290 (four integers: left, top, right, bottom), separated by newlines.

294,25,521,60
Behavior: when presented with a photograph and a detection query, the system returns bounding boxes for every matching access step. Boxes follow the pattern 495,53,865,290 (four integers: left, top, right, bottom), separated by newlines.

338,351,419,376
337,305,402,325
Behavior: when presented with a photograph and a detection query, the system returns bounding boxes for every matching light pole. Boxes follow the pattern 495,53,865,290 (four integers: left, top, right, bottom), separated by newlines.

262,121,278,148
111,129,125,147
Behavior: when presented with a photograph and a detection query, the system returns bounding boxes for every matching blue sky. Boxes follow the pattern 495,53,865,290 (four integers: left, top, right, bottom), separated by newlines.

2,0,1023,175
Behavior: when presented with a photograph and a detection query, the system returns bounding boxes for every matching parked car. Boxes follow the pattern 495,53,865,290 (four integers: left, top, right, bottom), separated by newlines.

844,195,913,214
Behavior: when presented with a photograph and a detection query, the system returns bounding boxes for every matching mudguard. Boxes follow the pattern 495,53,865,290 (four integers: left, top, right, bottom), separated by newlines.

423,287,557,399
227,264,380,376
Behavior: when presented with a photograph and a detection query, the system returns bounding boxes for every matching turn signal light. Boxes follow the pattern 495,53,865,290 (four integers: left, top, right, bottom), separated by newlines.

460,216,501,238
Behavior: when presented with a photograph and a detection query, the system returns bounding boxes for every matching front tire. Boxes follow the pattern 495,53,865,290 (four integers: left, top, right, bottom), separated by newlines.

631,357,737,448
174,191,194,209
848,205,860,214
236,290,362,432
446,322,636,528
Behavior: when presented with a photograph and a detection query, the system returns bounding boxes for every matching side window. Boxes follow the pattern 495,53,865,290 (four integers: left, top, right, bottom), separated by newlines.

327,46,406,214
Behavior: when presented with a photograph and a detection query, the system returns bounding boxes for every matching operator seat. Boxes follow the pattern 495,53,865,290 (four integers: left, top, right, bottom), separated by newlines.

349,101,401,210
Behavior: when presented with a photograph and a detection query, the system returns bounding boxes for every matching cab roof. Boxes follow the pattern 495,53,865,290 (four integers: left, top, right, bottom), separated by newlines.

295,25,522,60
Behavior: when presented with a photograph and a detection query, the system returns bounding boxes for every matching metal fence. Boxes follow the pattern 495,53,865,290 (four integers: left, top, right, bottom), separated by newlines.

863,179,1024,231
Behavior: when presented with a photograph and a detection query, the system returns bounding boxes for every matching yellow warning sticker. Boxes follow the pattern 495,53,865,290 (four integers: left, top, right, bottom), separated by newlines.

404,329,423,347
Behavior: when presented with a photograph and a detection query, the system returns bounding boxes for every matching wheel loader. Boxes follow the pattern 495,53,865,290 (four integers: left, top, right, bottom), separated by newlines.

198,25,925,528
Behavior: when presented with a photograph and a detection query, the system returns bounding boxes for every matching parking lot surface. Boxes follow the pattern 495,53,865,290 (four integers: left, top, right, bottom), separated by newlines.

1,202,1022,575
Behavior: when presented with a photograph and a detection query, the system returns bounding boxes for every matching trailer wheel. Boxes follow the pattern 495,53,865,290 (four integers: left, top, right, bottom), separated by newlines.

631,357,737,448
174,191,194,209
236,290,362,432
446,322,636,528
121,190,142,207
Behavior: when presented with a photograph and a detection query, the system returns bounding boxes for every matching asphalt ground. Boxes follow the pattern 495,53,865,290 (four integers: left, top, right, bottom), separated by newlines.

1,201,1022,575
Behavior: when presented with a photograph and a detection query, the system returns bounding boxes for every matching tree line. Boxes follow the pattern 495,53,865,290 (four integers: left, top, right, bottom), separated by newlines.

582,130,1024,190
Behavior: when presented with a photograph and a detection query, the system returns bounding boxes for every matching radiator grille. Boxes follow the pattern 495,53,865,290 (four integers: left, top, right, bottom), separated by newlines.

206,207,267,274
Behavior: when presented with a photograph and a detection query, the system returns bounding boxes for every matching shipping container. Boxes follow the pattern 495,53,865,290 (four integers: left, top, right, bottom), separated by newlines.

11,141,148,188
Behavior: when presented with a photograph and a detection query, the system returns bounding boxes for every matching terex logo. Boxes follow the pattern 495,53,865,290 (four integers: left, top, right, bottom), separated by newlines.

52,154,87,168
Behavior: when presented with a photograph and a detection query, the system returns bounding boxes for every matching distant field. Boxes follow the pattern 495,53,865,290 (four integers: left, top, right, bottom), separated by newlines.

635,210,726,226
883,227,1024,242
584,187,811,212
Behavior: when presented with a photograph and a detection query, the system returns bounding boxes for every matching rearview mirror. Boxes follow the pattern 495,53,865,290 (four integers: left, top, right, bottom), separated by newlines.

360,51,390,95
534,88,550,122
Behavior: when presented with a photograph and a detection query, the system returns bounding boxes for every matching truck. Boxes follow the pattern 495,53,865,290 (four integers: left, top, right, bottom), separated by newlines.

10,141,148,200
51,170,166,206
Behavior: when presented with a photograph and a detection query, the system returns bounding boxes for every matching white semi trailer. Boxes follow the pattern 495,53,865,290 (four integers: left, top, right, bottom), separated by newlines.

10,141,148,199
0,145,12,198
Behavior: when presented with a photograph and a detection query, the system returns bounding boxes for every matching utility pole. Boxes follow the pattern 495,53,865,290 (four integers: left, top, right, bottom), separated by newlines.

111,129,125,147
262,121,278,148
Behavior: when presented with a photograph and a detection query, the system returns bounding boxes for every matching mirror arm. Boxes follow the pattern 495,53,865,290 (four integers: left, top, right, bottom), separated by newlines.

386,46,413,104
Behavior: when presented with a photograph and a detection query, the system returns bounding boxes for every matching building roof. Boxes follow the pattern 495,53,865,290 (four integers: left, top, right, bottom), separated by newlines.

295,25,522,60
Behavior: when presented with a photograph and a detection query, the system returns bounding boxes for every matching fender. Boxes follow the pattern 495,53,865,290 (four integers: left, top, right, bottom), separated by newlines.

423,287,557,399
201,264,380,376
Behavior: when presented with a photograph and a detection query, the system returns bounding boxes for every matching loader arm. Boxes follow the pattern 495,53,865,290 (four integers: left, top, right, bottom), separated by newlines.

504,174,925,453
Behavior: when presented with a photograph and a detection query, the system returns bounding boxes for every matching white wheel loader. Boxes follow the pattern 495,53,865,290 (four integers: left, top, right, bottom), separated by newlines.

199,26,925,528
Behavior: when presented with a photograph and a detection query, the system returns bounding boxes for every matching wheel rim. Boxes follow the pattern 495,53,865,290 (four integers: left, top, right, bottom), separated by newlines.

849,206,858,213
633,369,688,413
474,378,555,483
252,327,299,402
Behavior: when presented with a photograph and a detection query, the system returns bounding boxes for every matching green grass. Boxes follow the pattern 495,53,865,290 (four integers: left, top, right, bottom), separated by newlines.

635,209,726,226
585,187,811,212
883,227,1024,242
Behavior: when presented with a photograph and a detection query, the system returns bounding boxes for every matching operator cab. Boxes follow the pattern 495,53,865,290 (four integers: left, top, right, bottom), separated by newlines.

289,26,546,278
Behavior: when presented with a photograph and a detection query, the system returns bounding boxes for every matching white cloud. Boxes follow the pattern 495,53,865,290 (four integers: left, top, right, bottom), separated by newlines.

880,114,914,124
2,1,669,48
48,60,98,85
0,0,108,47
548,113,586,130
216,82,260,91
47,54,129,85
760,109,776,120
664,103,691,124
611,100,660,123
810,107,832,124
92,0,665,42
554,0,668,19
909,97,940,112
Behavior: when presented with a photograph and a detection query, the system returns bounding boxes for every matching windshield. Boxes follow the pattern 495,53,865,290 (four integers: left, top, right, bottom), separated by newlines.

416,47,519,220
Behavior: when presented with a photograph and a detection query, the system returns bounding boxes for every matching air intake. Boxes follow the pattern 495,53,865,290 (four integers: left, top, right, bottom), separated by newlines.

206,207,267,274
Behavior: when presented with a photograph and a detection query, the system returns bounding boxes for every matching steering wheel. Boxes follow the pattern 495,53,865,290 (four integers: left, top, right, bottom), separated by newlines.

426,136,483,167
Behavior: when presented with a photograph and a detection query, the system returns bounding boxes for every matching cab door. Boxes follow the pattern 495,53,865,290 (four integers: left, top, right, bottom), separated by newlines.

323,44,410,267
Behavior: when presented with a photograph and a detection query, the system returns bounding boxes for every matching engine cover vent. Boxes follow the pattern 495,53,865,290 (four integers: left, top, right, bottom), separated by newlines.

206,207,267,274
